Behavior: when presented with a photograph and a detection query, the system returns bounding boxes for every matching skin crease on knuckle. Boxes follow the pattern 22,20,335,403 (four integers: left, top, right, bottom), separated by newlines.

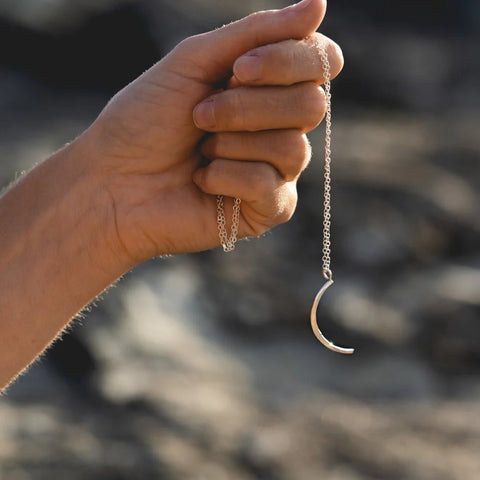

274,183,297,226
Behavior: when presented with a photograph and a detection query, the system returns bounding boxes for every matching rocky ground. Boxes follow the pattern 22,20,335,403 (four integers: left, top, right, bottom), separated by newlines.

1,1,480,479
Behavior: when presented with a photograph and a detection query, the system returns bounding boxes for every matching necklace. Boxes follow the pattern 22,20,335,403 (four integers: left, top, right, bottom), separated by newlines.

310,44,354,354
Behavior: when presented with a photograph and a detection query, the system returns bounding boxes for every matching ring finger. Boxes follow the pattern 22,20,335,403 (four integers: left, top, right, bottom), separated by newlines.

200,130,312,181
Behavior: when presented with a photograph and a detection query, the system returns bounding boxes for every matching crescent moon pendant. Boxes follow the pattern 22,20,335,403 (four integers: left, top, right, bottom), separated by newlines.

310,279,355,354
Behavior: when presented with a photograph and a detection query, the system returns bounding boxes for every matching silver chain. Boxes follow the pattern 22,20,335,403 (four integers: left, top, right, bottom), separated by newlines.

319,46,333,282
216,195,241,252
309,44,354,354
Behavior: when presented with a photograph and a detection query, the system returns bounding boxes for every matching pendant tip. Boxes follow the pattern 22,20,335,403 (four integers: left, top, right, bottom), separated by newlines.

310,279,354,355
328,344,355,355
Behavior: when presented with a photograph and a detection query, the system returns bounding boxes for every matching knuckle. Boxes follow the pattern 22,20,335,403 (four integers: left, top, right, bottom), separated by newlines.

328,41,345,78
296,134,313,172
174,35,197,55
276,186,298,225
246,10,269,28
300,83,326,129
281,131,311,180
302,133,313,160
301,134,313,163
174,36,190,53
247,181,297,237
290,131,312,162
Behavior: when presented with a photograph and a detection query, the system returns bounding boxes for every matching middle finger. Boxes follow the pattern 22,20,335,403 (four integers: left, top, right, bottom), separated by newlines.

193,82,326,133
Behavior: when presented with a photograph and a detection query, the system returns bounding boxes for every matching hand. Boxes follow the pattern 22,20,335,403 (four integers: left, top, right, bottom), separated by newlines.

0,0,345,390
83,0,344,264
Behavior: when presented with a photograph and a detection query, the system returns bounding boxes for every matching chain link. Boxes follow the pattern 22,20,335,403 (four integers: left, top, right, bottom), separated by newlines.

319,46,333,281
216,195,241,252
309,44,355,354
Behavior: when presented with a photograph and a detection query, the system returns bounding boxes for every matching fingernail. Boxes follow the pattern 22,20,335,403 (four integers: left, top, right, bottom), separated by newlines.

194,99,216,129
234,54,263,82
289,0,313,12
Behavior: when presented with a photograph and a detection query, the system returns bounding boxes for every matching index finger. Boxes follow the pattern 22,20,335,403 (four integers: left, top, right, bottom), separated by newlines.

173,0,326,84
232,34,344,86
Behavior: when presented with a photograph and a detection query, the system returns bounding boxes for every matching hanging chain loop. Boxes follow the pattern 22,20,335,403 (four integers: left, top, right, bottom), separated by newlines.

216,195,241,252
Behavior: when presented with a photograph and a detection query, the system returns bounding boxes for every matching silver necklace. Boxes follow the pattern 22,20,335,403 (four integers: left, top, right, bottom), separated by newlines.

216,44,354,354
310,44,354,354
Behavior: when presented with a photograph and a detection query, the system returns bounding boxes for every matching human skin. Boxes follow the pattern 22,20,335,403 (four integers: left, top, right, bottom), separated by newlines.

0,0,343,390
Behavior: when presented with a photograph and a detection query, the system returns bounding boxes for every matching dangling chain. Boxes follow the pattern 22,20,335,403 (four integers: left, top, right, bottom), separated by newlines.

320,46,333,282
309,43,354,354
216,195,241,252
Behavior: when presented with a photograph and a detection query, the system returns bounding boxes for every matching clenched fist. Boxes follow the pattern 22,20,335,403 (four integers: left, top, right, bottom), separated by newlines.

85,0,343,263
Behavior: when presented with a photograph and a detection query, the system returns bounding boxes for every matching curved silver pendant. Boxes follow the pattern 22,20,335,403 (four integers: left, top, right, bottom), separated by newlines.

310,279,355,354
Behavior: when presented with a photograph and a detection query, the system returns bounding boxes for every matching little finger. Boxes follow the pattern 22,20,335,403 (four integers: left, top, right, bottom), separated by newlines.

193,158,298,236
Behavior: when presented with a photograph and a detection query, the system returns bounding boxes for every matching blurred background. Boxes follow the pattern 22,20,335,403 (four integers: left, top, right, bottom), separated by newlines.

1,0,480,478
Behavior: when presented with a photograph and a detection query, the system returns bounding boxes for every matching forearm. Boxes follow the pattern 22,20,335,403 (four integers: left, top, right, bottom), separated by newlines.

0,134,129,390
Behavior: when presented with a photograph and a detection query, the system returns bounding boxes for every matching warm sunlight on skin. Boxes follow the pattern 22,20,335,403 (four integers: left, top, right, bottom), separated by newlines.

0,0,344,391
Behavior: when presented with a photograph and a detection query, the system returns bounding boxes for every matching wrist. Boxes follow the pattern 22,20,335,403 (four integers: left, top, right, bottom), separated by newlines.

58,131,137,276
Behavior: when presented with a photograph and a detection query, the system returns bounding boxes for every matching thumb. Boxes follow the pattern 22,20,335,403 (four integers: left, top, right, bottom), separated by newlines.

172,0,327,83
